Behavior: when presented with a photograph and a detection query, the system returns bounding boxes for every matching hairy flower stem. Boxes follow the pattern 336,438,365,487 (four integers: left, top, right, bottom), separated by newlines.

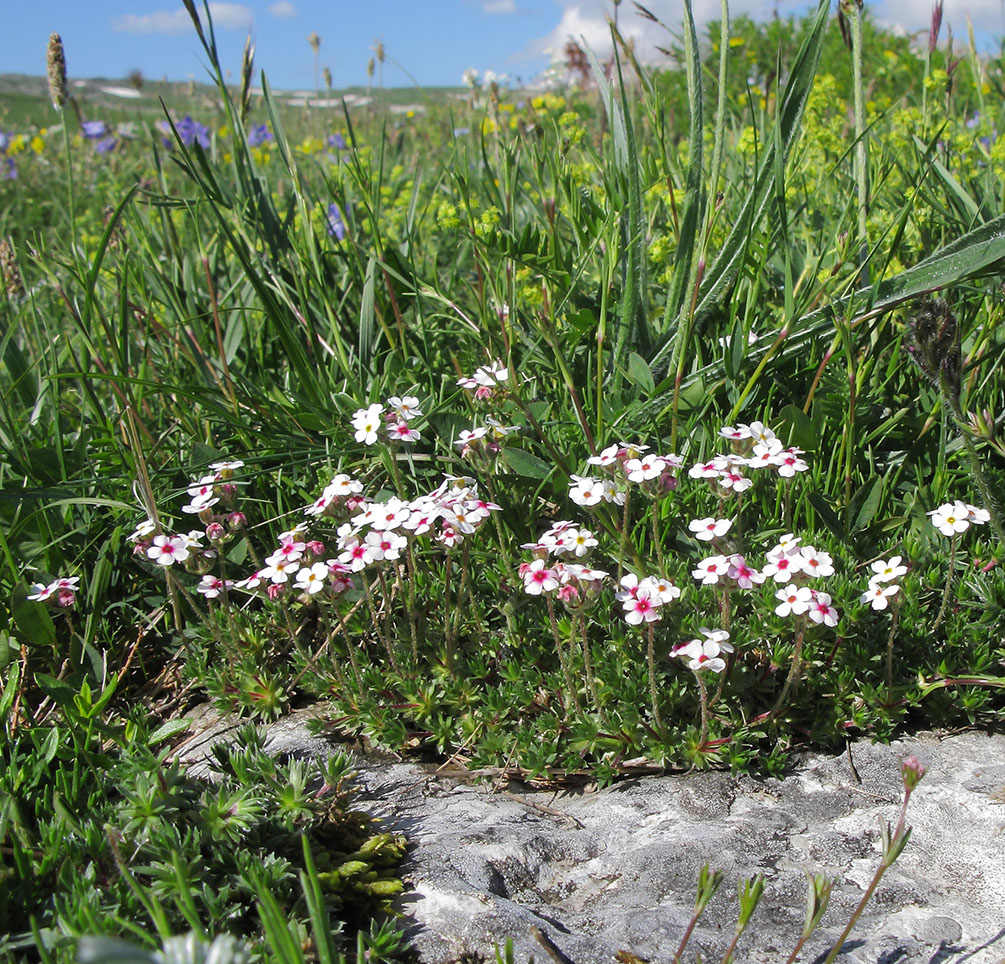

377,569,395,657
402,546,420,666
547,595,580,714
933,531,957,632
333,605,363,689
884,596,902,691
578,613,601,713
941,378,1005,551
617,490,632,582
364,577,400,674
695,671,710,748
651,503,666,575
647,622,666,739
771,617,808,717
820,790,916,964
442,553,455,675
450,541,473,653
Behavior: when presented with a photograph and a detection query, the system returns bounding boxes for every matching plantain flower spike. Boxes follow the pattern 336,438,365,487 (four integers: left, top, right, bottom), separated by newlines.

46,33,68,111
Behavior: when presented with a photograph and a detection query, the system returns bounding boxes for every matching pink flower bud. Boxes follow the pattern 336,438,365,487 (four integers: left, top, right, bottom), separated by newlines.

901,756,926,792
227,511,247,530
56,589,76,608
206,522,226,543
306,540,326,558
267,583,285,601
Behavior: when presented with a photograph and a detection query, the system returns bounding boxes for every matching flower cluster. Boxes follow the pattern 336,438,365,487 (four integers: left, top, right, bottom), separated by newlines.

616,573,680,625
234,526,342,601
351,396,423,446
571,442,682,505
519,520,608,609
687,420,809,495
455,417,520,461
128,460,246,575
28,575,79,608
673,628,733,673
457,360,509,401
928,500,990,537
860,555,907,611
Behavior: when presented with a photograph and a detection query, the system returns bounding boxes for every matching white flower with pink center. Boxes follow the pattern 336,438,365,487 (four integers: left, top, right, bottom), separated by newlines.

688,517,733,542
197,575,231,599
727,554,765,588
776,448,809,478
799,546,835,578
861,583,899,610
623,590,661,625
774,585,813,617
147,535,190,567
523,559,559,596
625,456,666,483
389,421,421,443
807,591,839,626
678,638,726,673
692,554,729,585
761,552,805,584
688,457,728,480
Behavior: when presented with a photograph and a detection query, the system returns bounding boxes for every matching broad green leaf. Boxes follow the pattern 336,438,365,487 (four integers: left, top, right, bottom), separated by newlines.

501,448,553,480
627,352,655,394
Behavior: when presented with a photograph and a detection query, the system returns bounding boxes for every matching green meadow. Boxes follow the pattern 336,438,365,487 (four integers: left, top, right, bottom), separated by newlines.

1,0,1003,959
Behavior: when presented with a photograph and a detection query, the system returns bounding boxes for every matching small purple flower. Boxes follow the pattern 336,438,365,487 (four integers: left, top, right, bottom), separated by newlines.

453,127,470,137
3,157,16,180
327,132,347,150
966,111,981,130
326,202,345,240
82,120,109,139
0,132,9,152
159,116,210,150
95,136,118,154
247,123,273,147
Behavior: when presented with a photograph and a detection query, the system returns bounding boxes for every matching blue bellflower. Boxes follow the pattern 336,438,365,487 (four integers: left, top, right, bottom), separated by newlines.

326,203,345,240
82,120,109,138
247,123,273,147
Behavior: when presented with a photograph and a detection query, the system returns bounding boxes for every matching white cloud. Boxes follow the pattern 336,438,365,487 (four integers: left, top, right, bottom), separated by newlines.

112,2,252,35
483,0,517,13
269,0,296,18
530,0,1005,67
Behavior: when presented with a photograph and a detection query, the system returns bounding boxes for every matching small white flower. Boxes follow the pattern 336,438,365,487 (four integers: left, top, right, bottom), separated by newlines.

625,457,666,483
928,501,971,537
688,517,733,542
386,395,422,420
861,583,899,611
569,475,604,507
799,545,835,578
692,554,729,585
351,403,385,445
868,555,908,585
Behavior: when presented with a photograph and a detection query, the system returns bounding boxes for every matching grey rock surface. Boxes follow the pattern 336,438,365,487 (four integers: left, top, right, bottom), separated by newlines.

175,707,1005,964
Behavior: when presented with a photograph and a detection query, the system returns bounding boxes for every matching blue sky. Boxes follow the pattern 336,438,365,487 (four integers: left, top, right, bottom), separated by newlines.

9,1,1005,91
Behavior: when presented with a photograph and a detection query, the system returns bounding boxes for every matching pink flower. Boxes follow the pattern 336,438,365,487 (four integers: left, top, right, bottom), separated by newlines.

624,590,661,625
523,559,559,595
807,590,839,626
727,554,765,588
